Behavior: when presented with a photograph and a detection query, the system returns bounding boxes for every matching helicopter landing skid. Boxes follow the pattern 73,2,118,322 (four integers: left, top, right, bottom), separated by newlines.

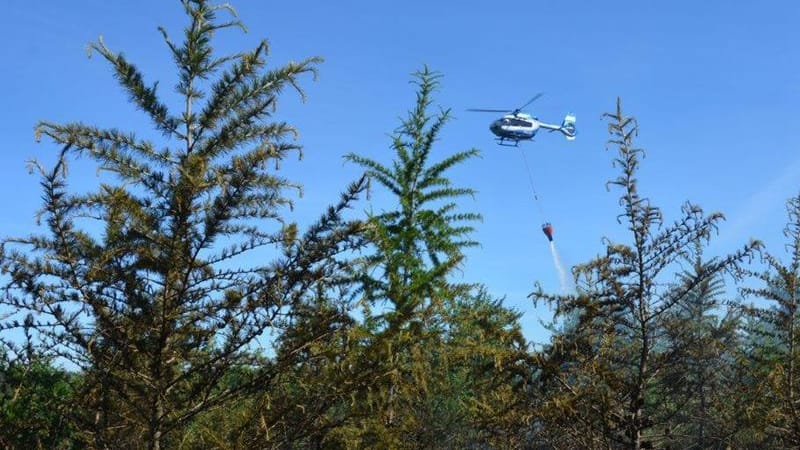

496,138,521,147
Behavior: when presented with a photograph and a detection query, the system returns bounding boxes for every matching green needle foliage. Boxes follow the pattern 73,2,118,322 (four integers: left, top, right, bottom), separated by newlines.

346,67,481,319
345,66,481,339
533,98,760,450
0,1,366,449
343,67,483,447
3,2,796,446
742,193,800,446
658,246,751,447
0,356,78,450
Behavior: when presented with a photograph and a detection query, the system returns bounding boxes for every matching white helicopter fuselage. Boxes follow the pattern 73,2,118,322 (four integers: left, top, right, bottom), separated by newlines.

489,113,569,144
468,93,576,145
490,113,541,141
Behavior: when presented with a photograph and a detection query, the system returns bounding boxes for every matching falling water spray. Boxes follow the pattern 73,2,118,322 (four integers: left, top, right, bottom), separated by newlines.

549,241,572,293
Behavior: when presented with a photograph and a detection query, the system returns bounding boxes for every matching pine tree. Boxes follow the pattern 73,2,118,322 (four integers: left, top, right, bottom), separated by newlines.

0,1,366,448
533,98,759,449
742,193,800,446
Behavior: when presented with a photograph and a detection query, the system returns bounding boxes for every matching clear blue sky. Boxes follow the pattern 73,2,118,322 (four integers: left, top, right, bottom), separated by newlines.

2,0,799,344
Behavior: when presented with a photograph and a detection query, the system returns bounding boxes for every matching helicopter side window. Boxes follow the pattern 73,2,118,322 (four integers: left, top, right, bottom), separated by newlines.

508,118,532,127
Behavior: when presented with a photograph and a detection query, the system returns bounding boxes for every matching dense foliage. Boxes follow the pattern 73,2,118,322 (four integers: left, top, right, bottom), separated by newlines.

0,1,797,449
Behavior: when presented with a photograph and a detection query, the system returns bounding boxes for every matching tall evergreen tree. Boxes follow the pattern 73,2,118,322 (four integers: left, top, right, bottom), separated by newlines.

0,1,366,448
533,98,759,449
346,67,481,324
742,192,800,447
343,66,484,447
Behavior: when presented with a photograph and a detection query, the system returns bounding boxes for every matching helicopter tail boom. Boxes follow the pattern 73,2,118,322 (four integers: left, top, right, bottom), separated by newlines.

539,113,577,141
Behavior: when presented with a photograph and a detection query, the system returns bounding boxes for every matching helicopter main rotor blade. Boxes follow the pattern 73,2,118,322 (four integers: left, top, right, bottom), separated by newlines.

516,93,544,112
466,108,511,113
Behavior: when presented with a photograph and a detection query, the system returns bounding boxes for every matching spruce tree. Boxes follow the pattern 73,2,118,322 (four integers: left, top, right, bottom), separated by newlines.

533,98,759,449
742,193,800,446
658,247,750,447
0,1,366,448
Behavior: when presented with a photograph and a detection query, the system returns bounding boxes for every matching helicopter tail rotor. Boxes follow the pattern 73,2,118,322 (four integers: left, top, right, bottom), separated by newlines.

559,113,577,140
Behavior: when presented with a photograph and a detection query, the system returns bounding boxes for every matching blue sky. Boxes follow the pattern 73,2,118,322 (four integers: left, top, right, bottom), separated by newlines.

2,1,799,344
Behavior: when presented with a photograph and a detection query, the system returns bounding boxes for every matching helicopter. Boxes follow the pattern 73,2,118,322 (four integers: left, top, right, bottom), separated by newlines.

468,93,576,146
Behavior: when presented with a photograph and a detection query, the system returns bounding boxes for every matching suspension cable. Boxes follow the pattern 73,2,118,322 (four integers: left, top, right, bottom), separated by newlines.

517,146,546,222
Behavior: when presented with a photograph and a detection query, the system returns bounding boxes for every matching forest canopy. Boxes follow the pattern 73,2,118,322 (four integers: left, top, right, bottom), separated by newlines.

1,1,798,449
